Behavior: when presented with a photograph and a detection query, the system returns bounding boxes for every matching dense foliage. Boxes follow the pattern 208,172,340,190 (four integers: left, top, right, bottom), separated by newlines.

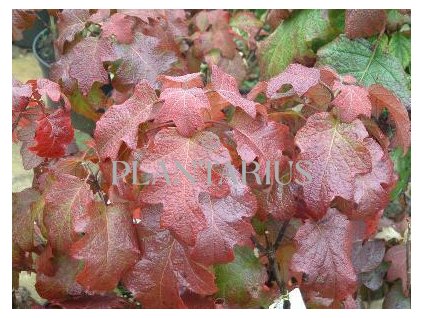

12,9,411,309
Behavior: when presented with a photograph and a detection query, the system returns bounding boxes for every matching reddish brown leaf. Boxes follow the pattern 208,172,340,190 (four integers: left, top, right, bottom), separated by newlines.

211,65,257,118
230,11,263,49
139,128,231,245
295,112,371,217
101,13,136,44
191,171,257,265
12,10,36,41
117,9,165,23
49,55,77,94
47,295,136,309
290,208,357,301
369,84,411,154
267,10,291,30
205,52,247,84
36,79,62,102
57,9,90,51
345,10,387,39
352,240,385,273
113,33,177,90
192,10,237,59
123,204,217,308
29,109,74,158
385,244,409,296
12,189,41,252
156,86,211,137
44,173,94,253
94,81,159,160
71,203,141,292
35,255,84,300
332,81,372,122
12,79,32,113
267,63,321,99
350,138,396,219
230,109,293,178
256,182,301,221
66,37,115,95
193,10,230,32
158,73,204,89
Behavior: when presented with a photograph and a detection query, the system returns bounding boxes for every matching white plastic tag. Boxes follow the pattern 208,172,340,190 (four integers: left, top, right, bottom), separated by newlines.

268,288,306,309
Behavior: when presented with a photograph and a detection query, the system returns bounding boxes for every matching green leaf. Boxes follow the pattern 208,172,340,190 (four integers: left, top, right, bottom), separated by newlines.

214,246,269,307
390,147,411,200
317,35,411,109
389,32,411,70
386,10,410,32
258,9,339,78
382,281,411,309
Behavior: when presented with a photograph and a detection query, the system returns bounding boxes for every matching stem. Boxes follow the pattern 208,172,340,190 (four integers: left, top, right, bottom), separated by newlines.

251,224,290,305
359,27,385,84
274,220,290,250
83,162,108,205
204,120,232,129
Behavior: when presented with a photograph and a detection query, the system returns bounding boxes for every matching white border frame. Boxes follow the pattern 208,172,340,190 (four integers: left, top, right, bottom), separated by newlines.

2,1,421,317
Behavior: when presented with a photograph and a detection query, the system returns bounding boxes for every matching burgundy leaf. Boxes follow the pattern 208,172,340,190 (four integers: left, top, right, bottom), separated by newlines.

123,204,217,308
295,112,371,217
71,203,141,292
211,65,257,118
290,208,357,301
94,81,159,160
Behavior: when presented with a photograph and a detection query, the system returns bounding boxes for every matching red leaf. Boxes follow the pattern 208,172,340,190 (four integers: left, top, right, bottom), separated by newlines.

94,81,159,160
71,203,141,292
290,208,357,301
295,112,371,217
211,65,257,118
113,33,177,90
332,81,372,122
369,84,411,154
267,64,321,99
139,128,231,245
57,9,90,51
156,85,211,137
190,171,257,265
230,109,293,178
29,109,74,158
345,10,387,39
385,244,409,297
123,204,217,308
101,13,136,44
66,37,115,95
44,173,94,253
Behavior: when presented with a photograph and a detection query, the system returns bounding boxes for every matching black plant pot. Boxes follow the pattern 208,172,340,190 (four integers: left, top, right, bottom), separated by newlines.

32,29,96,136
32,28,54,79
